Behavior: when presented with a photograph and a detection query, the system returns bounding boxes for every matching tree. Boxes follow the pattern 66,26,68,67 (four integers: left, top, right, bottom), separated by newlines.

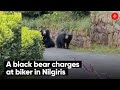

21,11,53,19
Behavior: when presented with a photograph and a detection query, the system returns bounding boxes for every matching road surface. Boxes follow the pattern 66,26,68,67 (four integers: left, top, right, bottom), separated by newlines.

42,48,120,79
2,48,120,79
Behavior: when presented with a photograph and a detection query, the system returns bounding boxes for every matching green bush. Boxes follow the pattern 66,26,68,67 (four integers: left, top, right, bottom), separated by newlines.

0,12,45,75
0,11,22,75
0,11,22,60
0,11,22,47
21,27,45,60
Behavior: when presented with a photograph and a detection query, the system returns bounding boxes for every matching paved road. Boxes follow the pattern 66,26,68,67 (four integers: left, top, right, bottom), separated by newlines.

43,48,120,79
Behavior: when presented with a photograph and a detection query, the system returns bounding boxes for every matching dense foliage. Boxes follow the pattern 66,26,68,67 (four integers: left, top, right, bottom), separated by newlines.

0,11,22,60
21,11,90,33
21,27,44,60
21,11,53,18
0,11,22,75
0,12,45,75
72,11,90,16
21,11,90,19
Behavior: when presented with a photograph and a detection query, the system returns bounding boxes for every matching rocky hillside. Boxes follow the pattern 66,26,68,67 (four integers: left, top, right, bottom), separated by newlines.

90,11,120,47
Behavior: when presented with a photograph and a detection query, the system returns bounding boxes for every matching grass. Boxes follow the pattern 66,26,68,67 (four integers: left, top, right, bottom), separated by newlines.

70,44,120,54
21,11,90,33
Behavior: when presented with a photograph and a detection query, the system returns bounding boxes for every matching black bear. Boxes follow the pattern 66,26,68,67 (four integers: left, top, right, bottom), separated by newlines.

65,33,73,49
56,29,73,49
56,30,66,48
40,28,55,48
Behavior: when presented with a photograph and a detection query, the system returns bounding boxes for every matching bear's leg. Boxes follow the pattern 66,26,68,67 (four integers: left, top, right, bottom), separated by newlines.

50,39,55,47
56,42,61,48
66,43,70,49
61,41,65,48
